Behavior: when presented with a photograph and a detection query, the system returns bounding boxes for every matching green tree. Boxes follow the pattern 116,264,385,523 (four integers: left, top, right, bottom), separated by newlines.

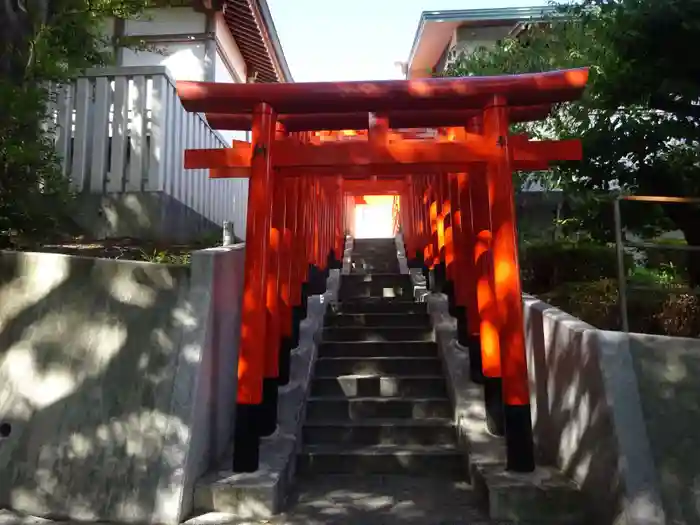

0,0,148,246
443,0,700,284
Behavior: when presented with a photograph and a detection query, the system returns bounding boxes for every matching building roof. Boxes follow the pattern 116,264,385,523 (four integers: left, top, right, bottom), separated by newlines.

406,5,556,78
223,0,293,83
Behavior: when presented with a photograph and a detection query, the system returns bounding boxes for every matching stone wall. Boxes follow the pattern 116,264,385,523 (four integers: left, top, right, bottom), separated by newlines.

0,245,245,524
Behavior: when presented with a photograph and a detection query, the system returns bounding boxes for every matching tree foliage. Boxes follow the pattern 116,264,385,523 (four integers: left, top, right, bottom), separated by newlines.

0,0,148,246
443,0,700,283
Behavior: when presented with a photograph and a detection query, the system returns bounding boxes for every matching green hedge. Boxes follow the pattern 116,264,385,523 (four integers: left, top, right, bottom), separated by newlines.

520,241,630,294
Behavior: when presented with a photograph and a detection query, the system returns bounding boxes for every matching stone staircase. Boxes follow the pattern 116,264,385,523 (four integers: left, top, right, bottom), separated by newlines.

297,238,466,479
188,237,585,524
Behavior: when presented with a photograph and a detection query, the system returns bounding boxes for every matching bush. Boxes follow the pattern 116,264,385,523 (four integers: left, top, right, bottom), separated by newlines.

520,240,631,294
540,278,700,337
643,237,689,278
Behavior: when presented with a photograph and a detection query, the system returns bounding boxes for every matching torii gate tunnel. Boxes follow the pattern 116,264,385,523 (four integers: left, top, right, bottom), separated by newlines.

176,68,589,475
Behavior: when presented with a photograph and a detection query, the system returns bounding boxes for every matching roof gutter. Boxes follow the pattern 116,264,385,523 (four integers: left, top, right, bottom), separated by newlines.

256,0,294,82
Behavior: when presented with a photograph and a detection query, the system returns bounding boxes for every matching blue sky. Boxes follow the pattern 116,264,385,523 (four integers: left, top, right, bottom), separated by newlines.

267,0,548,82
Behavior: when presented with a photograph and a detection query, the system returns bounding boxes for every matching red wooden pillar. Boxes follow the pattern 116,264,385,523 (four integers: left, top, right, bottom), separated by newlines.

233,102,276,473
483,96,535,472
455,170,482,360
419,176,431,270
290,176,303,311
405,181,414,260
312,178,320,269
426,179,437,270
437,175,448,267
400,180,413,260
260,136,286,435
336,178,344,259
278,174,297,387
447,169,472,349
469,116,504,440
318,184,326,271
444,174,455,282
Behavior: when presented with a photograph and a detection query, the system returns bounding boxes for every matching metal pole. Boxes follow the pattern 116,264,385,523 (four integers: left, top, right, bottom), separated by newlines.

613,197,630,332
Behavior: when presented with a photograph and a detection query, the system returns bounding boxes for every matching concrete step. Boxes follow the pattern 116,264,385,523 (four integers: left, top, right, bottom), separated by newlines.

341,273,410,285
339,299,426,314
322,326,433,342
350,252,399,262
310,374,447,397
349,263,401,275
352,238,396,245
325,312,431,328
297,443,466,477
305,396,452,420
318,340,437,358
339,281,413,300
302,418,456,446
350,249,397,255
314,356,442,376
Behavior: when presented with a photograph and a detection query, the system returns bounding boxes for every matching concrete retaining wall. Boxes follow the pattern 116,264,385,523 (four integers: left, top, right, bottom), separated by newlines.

0,245,246,524
523,294,700,525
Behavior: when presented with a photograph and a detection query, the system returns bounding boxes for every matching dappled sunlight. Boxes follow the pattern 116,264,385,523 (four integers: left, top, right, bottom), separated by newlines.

0,253,70,320
266,475,483,525
0,247,247,524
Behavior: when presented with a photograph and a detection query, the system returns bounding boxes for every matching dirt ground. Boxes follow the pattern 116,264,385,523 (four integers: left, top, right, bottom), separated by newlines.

10,236,223,264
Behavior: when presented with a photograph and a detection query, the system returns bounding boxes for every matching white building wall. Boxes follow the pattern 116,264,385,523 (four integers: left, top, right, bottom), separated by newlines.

121,43,208,81
124,7,206,35
118,8,209,81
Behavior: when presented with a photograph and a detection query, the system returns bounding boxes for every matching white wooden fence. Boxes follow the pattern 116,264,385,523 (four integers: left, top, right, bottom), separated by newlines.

48,66,248,240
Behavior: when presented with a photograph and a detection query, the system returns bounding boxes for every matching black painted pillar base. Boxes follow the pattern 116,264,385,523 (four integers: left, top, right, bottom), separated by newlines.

258,377,279,437
422,265,431,287
443,279,456,310
299,285,309,320
454,307,470,347
278,336,293,386
504,404,536,472
408,249,424,269
483,376,505,437
328,249,342,270
232,403,261,472
308,264,325,295
291,305,305,347
467,335,484,384
433,262,447,293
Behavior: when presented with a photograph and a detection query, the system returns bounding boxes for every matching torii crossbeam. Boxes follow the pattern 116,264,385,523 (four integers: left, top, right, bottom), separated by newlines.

175,68,589,475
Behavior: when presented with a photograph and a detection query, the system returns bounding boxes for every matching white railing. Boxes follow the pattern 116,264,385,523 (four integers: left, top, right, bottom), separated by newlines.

48,66,248,239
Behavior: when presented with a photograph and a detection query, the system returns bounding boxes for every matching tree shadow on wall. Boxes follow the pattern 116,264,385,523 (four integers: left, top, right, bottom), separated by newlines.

0,250,206,524
525,303,623,525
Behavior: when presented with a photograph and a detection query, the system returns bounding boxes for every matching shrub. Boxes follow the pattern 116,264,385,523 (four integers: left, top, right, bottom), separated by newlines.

643,237,689,278
540,278,700,337
520,240,631,294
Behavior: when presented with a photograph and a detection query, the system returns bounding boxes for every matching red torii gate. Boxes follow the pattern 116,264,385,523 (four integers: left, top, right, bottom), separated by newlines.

176,68,589,474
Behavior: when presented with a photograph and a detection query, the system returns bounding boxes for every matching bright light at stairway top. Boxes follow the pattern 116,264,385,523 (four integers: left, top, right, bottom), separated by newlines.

176,68,589,115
